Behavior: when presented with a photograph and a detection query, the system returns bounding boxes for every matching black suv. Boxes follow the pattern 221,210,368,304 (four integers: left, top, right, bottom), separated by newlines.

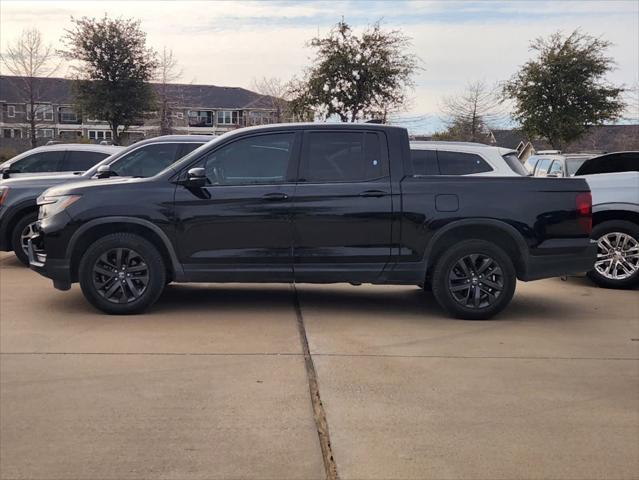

0,135,210,264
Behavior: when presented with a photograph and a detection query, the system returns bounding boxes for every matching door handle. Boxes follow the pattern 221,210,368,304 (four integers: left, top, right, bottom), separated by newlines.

359,190,388,198
262,192,289,201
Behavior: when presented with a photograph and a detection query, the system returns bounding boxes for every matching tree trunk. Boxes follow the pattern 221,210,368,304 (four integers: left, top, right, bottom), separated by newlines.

110,122,119,145
29,87,37,148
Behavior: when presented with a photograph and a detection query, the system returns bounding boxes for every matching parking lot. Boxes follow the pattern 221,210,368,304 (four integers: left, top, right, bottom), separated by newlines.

1,250,637,479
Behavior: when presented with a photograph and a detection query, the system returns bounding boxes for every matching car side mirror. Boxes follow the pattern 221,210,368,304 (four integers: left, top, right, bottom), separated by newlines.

1,167,17,179
186,167,207,188
96,165,113,179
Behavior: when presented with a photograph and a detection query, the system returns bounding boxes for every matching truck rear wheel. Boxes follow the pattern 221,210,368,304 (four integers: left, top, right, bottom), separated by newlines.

78,233,166,315
431,240,516,320
588,220,639,289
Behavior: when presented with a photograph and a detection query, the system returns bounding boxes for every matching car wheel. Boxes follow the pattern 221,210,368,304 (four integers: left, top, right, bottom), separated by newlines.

431,240,516,320
10,212,38,266
588,220,639,289
78,233,166,314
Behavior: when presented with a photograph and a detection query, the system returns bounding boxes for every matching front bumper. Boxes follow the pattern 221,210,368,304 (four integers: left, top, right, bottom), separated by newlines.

28,232,71,290
521,239,597,281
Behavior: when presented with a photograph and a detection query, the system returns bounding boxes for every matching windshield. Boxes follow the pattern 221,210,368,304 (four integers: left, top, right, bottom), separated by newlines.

502,153,528,176
82,140,209,178
566,158,588,176
83,149,129,177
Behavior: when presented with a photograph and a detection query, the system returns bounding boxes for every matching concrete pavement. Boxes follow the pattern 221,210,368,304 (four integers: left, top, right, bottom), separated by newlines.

1,251,638,479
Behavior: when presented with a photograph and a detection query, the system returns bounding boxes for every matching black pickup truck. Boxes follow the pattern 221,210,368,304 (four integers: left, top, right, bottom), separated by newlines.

29,124,596,319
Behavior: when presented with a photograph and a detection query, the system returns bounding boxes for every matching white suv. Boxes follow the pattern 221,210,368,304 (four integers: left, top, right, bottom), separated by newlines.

410,141,528,176
0,144,122,179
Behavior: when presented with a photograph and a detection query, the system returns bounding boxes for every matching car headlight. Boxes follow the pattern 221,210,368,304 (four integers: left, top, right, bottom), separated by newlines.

37,195,81,219
0,186,9,206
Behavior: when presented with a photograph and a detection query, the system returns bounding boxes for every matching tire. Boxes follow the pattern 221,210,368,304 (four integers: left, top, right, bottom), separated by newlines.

10,212,38,266
78,233,166,314
587,220,639,289
431,240,516,320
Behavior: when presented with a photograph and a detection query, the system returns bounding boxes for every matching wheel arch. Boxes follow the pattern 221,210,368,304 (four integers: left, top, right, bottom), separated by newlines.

592,207,639,228
3,202,38,250
424,219,529,279
67,217,183,282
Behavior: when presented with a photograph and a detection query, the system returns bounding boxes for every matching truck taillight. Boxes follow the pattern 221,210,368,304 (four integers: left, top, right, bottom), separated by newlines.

576,192,592,234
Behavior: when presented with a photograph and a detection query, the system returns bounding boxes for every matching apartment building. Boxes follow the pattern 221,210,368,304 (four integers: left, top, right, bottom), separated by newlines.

0,75,282,145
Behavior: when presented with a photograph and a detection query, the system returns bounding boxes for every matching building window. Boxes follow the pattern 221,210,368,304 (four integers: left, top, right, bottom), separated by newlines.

59,130,82,140
88,130,113,141
248,111,273,125
3,128,22,138
7,106,16,118
58,106,78,123
26,104,54,121
37,129,54,139
171,111,184,119
217,110,239,125
188,110,213,127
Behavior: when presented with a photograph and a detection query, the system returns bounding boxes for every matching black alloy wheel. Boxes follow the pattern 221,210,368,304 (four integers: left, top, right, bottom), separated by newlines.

431,239,516,320
79,233,166,314
92,247,150,304
448,254,504,309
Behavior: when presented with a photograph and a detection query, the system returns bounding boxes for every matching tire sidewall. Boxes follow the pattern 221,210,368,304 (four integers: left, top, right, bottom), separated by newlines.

588,220,639,289
79,233,166,314
431,240,516,320
11,212,38,266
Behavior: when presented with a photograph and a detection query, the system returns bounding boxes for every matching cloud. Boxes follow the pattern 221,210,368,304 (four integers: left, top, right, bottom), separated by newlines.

1,0,637,133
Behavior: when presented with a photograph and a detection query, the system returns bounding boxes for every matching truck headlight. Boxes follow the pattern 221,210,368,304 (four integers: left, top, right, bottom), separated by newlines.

37,195,81,219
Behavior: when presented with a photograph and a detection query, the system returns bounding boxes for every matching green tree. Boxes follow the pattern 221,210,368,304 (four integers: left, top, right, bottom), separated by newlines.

504,30,624,150
289,20,418,122
61,16,158,144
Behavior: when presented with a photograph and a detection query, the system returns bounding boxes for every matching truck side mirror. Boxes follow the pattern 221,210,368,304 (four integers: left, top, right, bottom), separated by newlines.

186,167,207,188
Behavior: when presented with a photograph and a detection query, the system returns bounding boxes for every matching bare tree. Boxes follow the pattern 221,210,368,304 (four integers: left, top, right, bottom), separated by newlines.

155,47,183,135
1,28,60,147
250,77,290,123
436,80,504,142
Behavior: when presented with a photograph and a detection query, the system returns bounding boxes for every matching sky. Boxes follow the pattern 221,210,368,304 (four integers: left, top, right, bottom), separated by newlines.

1,0,638,134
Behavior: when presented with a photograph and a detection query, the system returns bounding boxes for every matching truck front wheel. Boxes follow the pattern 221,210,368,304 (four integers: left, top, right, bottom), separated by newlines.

78,233,166,315
431,240,516,320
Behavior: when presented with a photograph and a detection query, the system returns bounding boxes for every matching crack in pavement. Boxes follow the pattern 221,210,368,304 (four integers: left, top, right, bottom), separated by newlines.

292,284,339,480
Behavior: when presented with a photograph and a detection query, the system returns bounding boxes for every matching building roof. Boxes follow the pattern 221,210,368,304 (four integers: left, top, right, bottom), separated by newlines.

491,125,639,154
0,75,275,110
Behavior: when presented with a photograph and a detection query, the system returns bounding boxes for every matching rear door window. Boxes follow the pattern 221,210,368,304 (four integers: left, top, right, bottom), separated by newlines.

178,142,204,159
534,158,552,176
410,149,439,175
301,131,388,182
437,151,492,175
524,156,540,174
10,150,65,173
547,160,564,177
64,151,110,171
